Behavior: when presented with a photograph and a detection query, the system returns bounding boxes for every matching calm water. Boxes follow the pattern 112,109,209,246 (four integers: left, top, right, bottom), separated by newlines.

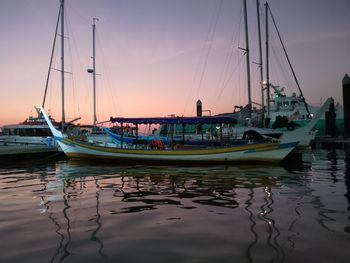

0,149,350,263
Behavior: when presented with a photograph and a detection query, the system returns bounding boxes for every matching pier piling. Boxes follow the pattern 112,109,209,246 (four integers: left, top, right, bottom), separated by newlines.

325,102,336,137
196,99,202,135
343,74,350,138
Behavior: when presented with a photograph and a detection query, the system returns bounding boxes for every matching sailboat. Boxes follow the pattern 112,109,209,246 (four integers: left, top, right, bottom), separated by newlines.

264,84,343,136
39,0,298,163
232,0,334,148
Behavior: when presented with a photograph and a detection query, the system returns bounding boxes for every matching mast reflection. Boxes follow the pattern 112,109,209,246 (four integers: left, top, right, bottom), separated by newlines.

91,176,107,259
34,160,329,262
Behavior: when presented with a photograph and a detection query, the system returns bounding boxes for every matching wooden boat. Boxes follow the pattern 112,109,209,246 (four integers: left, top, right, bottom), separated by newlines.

40,107,297,163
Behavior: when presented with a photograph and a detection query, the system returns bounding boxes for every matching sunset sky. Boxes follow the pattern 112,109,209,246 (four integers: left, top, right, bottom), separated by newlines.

1,0,349,126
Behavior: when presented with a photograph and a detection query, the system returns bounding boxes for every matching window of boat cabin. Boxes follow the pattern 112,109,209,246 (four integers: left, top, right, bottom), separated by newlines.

36,128,52,136
2,128,10,135
19,128,35,136
3,128,17,135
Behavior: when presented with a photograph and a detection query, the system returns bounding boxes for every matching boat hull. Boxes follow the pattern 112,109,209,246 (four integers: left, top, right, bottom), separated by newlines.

39,107,297,164
55,137,297,163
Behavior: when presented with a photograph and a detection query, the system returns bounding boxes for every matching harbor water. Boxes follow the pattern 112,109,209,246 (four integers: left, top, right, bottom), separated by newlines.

0,149,350,263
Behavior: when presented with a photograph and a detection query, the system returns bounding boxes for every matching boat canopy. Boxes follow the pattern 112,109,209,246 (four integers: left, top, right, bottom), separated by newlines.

109,116,237,125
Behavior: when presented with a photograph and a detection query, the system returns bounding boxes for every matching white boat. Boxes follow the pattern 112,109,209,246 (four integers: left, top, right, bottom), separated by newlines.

39,106,298,163
150,96,333,149
0,108,58,148
267,84,343,136
237,96,335,148
229,2,338,147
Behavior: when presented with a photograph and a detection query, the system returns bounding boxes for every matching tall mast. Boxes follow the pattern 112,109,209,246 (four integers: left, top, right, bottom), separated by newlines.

60,0,65,129
243,0,252,110
265,1,270,119
92,18,98,130
88,18,99,130
256,0,264,116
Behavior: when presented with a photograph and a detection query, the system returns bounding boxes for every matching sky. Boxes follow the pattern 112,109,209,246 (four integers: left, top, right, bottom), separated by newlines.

0,0,349,126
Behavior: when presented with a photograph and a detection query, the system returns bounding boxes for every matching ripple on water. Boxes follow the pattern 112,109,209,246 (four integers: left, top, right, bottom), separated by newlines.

0,149,350,263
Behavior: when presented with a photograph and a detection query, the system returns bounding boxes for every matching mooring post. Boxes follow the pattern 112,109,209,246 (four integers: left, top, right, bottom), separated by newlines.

196,99,202,135
325,102,336,137
343,74,350,138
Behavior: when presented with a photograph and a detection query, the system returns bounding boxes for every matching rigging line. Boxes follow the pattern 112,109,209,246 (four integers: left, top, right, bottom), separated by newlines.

224,1,244,110
96,30,121,116
211,2,243,110
195,0,224,100
212,48,238,108
236,56,246,107
213,53,244,110
65,10,80,119
42,3,62,108
226,53,244,87
267,5,311,117
252,66,260,103
218,4,242,86
228,56,245,106
271,31,295,90
182,0,223,116
268,27,294,91
249,22,259,102
65,0,90,24
270,37,294,93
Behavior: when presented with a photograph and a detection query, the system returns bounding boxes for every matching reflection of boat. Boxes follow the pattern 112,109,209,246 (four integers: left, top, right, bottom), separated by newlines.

40,108,298,163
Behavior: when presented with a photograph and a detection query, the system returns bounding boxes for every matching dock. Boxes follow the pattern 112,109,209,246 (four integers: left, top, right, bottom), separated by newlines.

310,137,350,149
0,145,63,161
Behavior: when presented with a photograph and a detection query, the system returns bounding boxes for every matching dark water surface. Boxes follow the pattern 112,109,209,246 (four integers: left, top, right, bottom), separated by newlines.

1,149,350,263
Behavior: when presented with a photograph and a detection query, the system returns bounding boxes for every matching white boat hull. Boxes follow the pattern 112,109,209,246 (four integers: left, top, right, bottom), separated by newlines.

40,107,297,163
54,136,296,163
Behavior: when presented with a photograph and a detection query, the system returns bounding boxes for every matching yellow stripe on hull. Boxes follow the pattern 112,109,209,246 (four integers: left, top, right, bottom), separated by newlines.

63,138,279,156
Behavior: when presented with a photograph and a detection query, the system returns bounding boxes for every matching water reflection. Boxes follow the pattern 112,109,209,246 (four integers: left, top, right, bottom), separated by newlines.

34,162,301,263
91,177,107,259
344,148,350,234
1,150,350,262
345,148,350,205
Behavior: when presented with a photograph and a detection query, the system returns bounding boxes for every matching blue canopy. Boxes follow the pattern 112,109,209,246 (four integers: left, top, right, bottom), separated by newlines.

109,116,237,125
